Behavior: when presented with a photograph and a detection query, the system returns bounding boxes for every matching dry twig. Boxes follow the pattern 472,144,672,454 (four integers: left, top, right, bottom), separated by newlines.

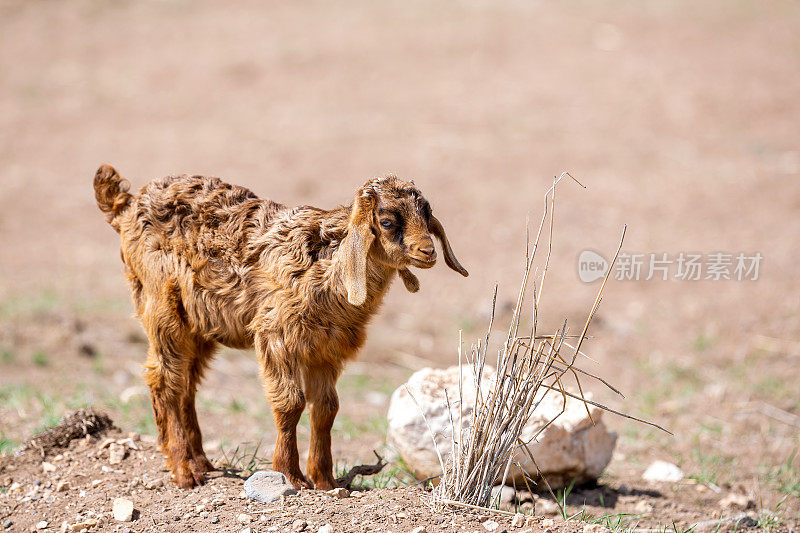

336,451,388,489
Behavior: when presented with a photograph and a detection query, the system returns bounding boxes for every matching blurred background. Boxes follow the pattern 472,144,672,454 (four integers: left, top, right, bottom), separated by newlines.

0,0,798,520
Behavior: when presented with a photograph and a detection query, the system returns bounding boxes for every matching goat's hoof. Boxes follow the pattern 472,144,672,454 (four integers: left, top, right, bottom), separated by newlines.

312,479,338,491
173,462,208,488
173,472,198,489
193,455,215,473
286,474,313,490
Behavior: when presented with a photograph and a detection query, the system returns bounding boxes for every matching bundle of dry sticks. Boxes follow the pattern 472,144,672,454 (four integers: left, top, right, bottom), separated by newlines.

426,173,667,513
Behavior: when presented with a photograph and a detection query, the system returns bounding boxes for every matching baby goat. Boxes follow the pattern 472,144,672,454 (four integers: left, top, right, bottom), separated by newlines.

94,165,468,489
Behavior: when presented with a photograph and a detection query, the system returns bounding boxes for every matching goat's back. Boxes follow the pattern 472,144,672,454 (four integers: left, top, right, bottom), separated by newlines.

122,175,284,267
115,175,288,346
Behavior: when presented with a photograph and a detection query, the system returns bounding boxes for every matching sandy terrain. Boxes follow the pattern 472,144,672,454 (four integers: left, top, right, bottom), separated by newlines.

1,0,798,530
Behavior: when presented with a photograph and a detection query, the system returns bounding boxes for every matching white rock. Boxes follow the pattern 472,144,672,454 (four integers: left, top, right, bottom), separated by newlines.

387,365,617,488
326,487,350,499
511,513,525,527
244,471,297,503
119,386,148,404
237,513,252,524
365,391,388,406
113,497,134,522
410,527,427,533
483,520,500,531
642,461,684,483
720,492,754,510
108,443,126,465
65,519,98,531
318,525,333,533
41,462,56,473
36,521,48,530
116,438,139,451
490,484,516,504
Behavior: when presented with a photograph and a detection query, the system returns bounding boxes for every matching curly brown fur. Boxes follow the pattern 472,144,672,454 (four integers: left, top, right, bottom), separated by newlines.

93,164,468,489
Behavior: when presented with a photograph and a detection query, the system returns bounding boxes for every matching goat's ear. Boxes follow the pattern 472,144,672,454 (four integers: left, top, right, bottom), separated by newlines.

341,187,377,306
429,215,469,277
398,268,420,293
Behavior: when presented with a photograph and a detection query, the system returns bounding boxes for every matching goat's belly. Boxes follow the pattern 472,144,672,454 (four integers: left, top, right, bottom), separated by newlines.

213,333,253,350
185,300,254,349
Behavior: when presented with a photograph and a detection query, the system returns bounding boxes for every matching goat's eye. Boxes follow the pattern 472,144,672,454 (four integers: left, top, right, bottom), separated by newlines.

380,219,393,228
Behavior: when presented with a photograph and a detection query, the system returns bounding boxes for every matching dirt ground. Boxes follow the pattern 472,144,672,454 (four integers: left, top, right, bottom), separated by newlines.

1,0,799,531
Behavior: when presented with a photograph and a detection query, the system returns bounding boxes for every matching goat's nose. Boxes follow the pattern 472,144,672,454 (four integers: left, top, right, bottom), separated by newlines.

416,243,435,257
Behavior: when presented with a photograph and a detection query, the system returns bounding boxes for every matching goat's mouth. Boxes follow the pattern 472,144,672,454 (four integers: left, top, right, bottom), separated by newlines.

408,254,437,269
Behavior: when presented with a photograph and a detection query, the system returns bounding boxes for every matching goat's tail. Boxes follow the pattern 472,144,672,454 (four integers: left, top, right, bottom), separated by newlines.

93,164,132,231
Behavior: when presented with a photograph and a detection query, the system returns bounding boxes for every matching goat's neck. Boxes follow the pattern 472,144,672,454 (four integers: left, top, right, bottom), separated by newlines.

361,258,396,307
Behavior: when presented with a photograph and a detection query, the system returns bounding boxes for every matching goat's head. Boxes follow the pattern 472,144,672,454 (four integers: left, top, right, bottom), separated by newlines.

341,176,468,305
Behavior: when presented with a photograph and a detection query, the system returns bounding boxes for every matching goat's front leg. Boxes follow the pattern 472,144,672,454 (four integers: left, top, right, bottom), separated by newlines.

303,364,341,490
259,356,312,490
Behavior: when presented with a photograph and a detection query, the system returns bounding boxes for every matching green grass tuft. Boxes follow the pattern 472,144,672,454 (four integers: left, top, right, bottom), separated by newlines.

218,440,272,476
334,455,415,489
692,333,713,352
0,348,15,363
0,433,18,455
756,495,789,532
764,450,800,498
31,351,49,367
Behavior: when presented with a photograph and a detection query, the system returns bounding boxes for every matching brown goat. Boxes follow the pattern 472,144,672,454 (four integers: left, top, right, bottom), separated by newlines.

93,165,468,490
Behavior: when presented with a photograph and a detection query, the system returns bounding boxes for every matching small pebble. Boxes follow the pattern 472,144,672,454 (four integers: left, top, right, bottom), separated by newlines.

108,443,126,465
112,498,134,522
720,493,754,510
210,516,220,524
326,487,350,499
642,460,684,483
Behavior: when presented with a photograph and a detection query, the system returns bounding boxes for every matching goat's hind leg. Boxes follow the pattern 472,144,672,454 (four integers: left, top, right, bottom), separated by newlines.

144,332,207,488
180,340,217,475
